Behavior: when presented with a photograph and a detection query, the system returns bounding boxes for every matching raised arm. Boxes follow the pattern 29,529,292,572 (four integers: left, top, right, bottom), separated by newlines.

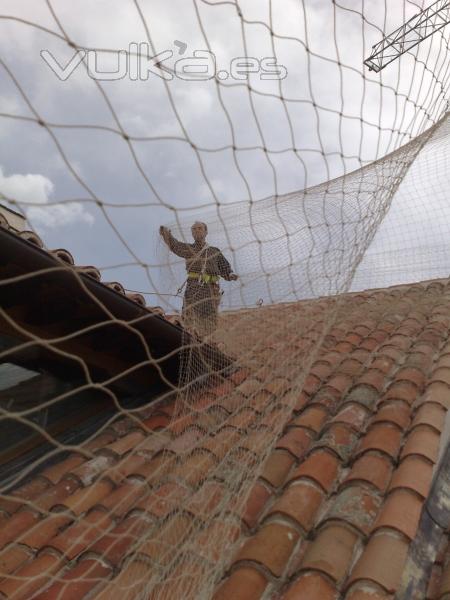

159,226,192,259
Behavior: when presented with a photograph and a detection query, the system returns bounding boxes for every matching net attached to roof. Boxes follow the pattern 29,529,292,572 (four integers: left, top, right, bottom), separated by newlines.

0,1,449,599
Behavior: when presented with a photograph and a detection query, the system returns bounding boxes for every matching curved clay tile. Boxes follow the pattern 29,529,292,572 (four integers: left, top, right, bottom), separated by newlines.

126,292,146,307
75,265,101,281
105,281,126,295
165,314,182,326
49,248,75,265
19,230,44,248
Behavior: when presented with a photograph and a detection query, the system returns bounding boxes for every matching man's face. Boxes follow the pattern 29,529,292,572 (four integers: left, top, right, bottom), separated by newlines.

191,223,207,242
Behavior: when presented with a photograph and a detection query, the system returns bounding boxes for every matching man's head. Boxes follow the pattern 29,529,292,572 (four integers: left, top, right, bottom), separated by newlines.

191,221,208,243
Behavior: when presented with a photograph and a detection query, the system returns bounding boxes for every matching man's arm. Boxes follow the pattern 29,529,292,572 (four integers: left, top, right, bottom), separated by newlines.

159,226,192,259
216,249,238,281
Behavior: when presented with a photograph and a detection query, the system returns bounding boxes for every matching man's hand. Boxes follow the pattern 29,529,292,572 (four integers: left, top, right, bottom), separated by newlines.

159,226,170,243
229,273,238,281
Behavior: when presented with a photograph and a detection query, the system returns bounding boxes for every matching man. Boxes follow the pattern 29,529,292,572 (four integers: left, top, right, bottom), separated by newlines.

160,221,238,338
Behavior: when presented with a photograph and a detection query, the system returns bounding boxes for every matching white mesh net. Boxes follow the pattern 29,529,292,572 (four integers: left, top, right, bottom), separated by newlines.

0,1,449,599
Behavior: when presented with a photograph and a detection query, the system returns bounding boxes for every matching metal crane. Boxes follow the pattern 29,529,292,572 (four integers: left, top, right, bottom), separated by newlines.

364,0,450,72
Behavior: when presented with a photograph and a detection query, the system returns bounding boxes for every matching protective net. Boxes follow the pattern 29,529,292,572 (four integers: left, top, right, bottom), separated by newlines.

0,1,449,599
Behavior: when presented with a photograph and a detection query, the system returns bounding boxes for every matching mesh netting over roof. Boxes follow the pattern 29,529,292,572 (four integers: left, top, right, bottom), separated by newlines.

0,1,449,599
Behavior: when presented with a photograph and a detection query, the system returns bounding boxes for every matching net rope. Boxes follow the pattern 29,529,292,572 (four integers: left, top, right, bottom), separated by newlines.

0,1,449,598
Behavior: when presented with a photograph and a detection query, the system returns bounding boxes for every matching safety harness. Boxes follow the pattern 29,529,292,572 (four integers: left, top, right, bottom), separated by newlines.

177,242,219,295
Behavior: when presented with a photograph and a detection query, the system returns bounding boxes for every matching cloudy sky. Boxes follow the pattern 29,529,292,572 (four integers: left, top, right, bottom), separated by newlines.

0,0,449,311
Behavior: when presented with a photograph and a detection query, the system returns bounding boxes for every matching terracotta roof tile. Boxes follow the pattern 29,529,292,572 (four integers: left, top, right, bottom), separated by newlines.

370,401,411,430
357,423,403,460
0,509,40,549
49,509,113,559
345,385,379,409
237,378,263,397
360,338,379,352
227,408,259,430
235,521,300,576
431,367,450,387
314,424,358,461
170,451,217,486
421,381,450,410
388,455,433,498
332,403,369,431
136,481,190,518
0,551,63,600
241,481,272,528
351,348,372,364
327,373,354,394
0,477,51,515
106,454,147,483
377,346,405,363
97,479,149,517
347,531,409,593
265,377,292,395
58,479,114,515
339,358,364,377
239,429,274,454
284,390,309,412
90,513,151,566
372,488,423,540
167,429,203,454
344,452,393,492
394,367,426,390
411,403,446,432
261,450,296,488
358,370,387,393
405,351,433,371
18,513,71,549
345,583,393,599
400,425,440,463
203,427,241,459
137,513,192,566
91,558,150,600
281,572,338,600
303,374,321,396
287,449,340,492
0,544,34,576
40,455,86,485
213,567,269,600
141,413,171,430
83,432,117,452
310,362,334,380
268,480,324,532
291,406,329,433
369,356,396,375
33,558,112,600
276,427,313,459
383,381,418,405
71,455,116,487
323,485,381,534
191,518,241,563
186,481,226,519
301,524,359,583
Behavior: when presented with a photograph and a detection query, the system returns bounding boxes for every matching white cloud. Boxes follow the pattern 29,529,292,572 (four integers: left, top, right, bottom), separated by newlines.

0,165,94,228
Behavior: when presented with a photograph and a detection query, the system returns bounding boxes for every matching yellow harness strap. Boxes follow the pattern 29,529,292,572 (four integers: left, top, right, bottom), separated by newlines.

187,272,219,284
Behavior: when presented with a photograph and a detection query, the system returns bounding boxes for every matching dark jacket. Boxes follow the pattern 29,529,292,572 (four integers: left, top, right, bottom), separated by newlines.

166,233,233,280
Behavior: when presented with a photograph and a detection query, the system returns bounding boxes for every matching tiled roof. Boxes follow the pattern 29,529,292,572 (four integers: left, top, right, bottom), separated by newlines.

1,213,450,597
0,215,168,319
